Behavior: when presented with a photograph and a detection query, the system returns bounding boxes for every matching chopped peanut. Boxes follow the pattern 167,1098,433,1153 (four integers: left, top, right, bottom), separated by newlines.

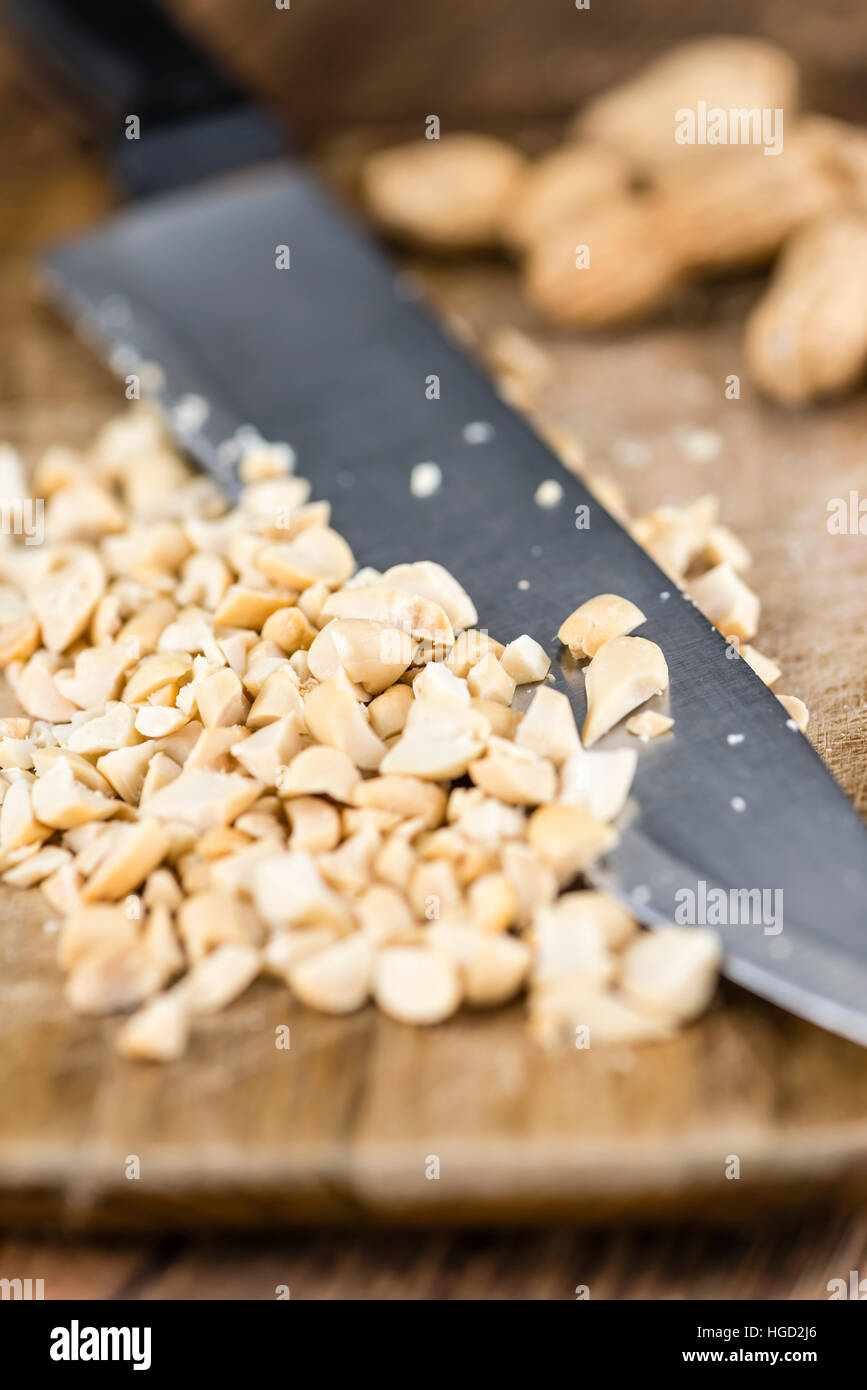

445,629,504,678
252,851,351,932
353,775,446,830
246,667,304,729
704,525,752,573
467,652,516,706
582,636,669,747
174,943,261,1015
515,686,580,764
559,748,637,822
741,645,781,687
413,661,470,706
558,594,646,659
470,697,520,739
626,710,674,740
545,891,638,950
430,920,530,1006
304,675,386,770
632,496,718,581
500,634,550,685
2,844,72,888
0,408,731,1060
261,605,317,654
259,527,355,590
1,780,50,853
354,884,416,945
778,693,809,731
145,770,262,831
688,563,760,643
374,945,462,1024
532,904,615,988
380,561,476,631
195,668,250,728
116,994,189,1062
29,551,105,654
469,742,557,806
288,933,372,1014
530,983,675,1049
81,819,170,902
232,715,304,783
620,927,721,1022
122,651,192,704
321,586,454,646
178,890,262,963
367,682,413,739
308,618,413,694
527,803,617,884
31,757,119,829
278,745,360,802
381,701,489,780
65,940,165,1016
467,872,516,932
214,584,290,629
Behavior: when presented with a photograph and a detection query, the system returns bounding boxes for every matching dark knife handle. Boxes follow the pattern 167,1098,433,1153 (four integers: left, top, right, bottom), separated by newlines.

3,0,288,196
2,0,245,129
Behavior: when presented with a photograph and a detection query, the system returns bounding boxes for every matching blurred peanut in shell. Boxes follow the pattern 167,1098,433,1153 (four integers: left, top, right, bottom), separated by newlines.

743,214,867,404
362,133,525,251
501,143,633,252
523,194,684,328
358,35,867,404
658,123,854,274
572,35,800,178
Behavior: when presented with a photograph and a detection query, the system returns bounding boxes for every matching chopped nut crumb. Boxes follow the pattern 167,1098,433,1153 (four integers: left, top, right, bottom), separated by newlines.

625,710,674,740
777,693,809,731
741,645,781,687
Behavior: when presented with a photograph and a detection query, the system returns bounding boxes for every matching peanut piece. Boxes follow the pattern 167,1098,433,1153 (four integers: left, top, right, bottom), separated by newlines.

626,710,674,740
527,803,617,885
778,694,809,731
288,934,372,1015
515,686,581,764
373,945,462,1024
558,594,646,660
582,636,669,746
559,748,637,823
621,927,721,1022
500,634,550,685
688,563,760,642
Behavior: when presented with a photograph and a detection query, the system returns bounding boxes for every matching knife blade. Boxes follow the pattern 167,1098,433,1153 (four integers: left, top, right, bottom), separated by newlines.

13,6,867,1044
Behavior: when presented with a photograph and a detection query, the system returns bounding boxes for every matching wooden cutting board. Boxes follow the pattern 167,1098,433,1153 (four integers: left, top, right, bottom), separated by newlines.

1,146,867,1231
3,877,867,1230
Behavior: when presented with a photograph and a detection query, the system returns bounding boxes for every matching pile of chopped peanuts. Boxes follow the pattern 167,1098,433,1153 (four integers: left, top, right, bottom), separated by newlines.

0,407,805,1061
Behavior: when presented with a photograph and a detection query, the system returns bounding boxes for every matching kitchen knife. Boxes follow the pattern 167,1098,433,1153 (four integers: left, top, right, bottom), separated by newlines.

7,0,867,1045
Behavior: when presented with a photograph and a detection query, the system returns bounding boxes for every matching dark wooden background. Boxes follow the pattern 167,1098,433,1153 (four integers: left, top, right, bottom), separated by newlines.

2,0,867,1300
159,0,867,129
3,0,867,169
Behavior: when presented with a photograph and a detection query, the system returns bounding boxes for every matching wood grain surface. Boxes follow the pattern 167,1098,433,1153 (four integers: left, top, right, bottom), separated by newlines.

169,0,867,130
1,11,867,1295
3,1211,867,1299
